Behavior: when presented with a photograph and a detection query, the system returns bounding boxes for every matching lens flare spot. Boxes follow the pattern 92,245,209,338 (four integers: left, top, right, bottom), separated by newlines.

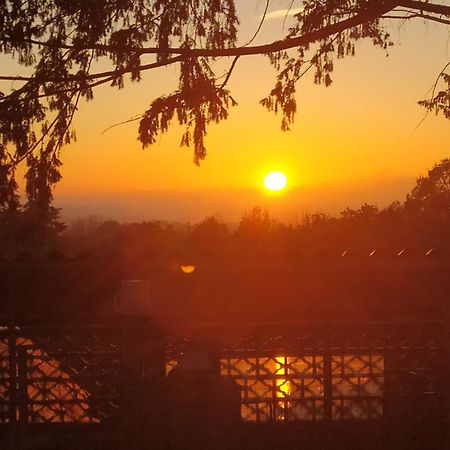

180,265,195,274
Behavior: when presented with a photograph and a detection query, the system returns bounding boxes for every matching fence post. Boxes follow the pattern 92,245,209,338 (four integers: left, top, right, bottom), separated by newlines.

141,318,166,450
120,316,166,450
166,339,241,450
443,321,450,449
323,325,333,422
17,347,28,429
7,290,17,450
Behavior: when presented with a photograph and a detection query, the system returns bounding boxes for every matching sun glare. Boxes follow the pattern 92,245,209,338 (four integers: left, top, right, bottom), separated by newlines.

264,171,287,191
180,265,195,274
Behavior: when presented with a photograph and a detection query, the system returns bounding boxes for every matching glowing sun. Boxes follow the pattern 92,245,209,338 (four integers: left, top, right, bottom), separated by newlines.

263,171,287,191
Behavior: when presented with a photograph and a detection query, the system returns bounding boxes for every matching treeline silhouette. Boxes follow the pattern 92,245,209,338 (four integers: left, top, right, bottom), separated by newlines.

60,198,448,262
1,158,449,261
0,159,449,324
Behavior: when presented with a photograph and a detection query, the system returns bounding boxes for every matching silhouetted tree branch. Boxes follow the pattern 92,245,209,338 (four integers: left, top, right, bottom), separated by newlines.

0,0,449,215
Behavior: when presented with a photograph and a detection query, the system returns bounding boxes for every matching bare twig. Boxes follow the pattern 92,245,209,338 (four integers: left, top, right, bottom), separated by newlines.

245,0,271,46
0,56,184,103
416,60,450,128
101,115,143,135
219,56,240,89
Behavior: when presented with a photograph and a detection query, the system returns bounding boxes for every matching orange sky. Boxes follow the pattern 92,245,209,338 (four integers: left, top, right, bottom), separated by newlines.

5,2,450,222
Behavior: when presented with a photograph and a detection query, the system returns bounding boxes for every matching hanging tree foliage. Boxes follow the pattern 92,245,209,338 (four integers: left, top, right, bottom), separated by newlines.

0,0,449,213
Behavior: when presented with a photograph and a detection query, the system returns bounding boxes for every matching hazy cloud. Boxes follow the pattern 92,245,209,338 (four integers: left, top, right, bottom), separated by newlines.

260,7,304,21
56,176,416,224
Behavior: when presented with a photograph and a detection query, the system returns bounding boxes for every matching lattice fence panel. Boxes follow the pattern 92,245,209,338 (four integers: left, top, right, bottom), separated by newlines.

331,354,384,420
164,323,445,423
0,333,10,424
220,355,324,421
383,324,443,419
0,328,123,424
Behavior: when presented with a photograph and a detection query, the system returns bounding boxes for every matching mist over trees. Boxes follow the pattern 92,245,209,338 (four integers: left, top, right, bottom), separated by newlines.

0,158,447,325
1,158,449,260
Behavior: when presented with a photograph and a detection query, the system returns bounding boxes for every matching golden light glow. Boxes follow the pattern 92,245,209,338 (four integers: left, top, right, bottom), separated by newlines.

276,356,291,398
52,20,447,213
180,264,195,274
263,171,287,191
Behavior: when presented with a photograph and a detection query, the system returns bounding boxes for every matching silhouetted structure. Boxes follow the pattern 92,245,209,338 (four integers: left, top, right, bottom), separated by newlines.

0,249,449,449
0,317,448,450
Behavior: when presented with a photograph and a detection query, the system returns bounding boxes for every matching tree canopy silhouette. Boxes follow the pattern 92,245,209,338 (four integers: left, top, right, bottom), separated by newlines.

405,158,450,235
1,0,450,212
0,157,449,259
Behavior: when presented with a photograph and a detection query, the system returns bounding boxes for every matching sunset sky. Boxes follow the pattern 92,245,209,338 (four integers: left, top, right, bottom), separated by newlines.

8,1,450,222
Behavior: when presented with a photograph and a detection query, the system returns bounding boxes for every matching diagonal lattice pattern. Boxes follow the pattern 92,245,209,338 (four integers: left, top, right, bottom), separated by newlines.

0,335,9,423
165,323,444,422
221,356,324,421
331,354,384,420
0,328,123,424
